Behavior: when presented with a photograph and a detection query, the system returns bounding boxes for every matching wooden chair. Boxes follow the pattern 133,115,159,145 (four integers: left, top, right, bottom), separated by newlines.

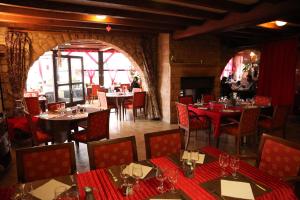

144,129,185,159
16,142,76,183
47,102,66,112
220,107,260,155
91,84,101,103
242,134,300,186
87,136,138,170
175,102,210,149
258,105,290,138
178,95,193,105
71,109,110,147
24,96,41,116
25,111,53,146
97,92,118,115
123,91,146,122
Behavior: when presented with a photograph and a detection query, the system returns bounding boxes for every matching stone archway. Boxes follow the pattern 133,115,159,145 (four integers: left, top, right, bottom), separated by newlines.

1,30,149,115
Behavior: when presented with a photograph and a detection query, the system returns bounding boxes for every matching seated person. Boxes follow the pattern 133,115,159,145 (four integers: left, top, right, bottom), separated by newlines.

220,77,231,97
238,75,256,99
130,76,141,91
231,81,241,91
239,75,255,91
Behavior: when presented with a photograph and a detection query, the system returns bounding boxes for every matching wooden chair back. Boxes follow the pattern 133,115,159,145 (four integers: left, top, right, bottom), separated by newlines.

133,91,146,108
16,142,76,183
86,109,110,141
175,102,190,131
87,136,138,170
144,129,185,159
238,107,260,136
24,97,41,116
271,105,290,129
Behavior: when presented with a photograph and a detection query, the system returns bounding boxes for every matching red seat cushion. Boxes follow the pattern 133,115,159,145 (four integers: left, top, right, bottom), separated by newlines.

259,139,300,178
221,124,239,135
258,118,272,129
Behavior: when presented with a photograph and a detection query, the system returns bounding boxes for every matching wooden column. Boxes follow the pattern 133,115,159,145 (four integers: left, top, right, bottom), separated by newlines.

98,51,104,85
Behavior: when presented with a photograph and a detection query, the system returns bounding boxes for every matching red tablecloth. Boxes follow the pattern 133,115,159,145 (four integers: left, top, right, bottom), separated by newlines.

75,146,297,200
188,104,241,138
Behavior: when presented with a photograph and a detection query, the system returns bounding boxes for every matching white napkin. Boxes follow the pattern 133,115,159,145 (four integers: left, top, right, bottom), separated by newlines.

123,163,152,179
221,180,254,200
29,179,71,200
182,151,205,164
39,113,59,119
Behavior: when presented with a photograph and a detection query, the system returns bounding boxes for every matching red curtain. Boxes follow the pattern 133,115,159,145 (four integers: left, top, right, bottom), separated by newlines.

257,38,298,105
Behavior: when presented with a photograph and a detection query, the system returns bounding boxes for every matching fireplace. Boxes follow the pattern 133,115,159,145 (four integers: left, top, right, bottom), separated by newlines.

180,77,214,101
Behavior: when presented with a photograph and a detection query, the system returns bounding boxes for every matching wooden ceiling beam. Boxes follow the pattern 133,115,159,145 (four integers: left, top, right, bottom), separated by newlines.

1,0,204,25
0,4,187,30
152,0,252,13
0,13,169,33
173,0,300,39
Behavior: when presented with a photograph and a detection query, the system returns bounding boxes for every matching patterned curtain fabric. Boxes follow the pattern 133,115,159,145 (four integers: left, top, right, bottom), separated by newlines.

140,36,161,119
5,31,32,100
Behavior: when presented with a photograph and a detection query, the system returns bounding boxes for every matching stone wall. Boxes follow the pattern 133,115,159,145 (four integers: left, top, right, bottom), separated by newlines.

0,28,153,115
157,34,171,123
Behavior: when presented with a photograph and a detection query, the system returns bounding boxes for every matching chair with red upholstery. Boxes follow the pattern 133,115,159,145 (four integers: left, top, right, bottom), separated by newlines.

120,83,130,92
175,102,210,149
242,134,300,188
254,95,272,107
25,111,53,146
16,142,76,182
123,91,146,122
220,107,260,155
132,88,142,93
87,136,138,169
144,129,185,159
24,97,41,116
47,102,66,112
91,84,101,103
97,92,118,115
178,95,193,105
71,109,110,147
258,105,290,138
202,94,215,103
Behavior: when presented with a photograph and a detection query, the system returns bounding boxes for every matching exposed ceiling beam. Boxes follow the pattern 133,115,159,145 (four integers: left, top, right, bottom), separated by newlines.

152,0,252,13
0,4,187,30
0,13,169,33
1,0,205,25
66,0,225,20
173,0,300,39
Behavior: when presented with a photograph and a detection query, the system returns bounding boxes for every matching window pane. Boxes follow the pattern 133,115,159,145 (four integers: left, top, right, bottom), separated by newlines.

72,84,84,102
70,58,83,83
57,85,70,103
56,57,69,84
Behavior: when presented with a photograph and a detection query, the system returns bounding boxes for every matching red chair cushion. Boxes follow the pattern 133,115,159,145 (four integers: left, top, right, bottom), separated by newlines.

22,148,72,182
258,118,272,129
259,139,300,178
92,141,134,169
149,133,182,158
221,124,239,135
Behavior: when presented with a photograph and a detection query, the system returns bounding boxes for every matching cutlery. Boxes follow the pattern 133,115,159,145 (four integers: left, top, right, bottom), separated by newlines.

255,183,266,191
108,169,118,182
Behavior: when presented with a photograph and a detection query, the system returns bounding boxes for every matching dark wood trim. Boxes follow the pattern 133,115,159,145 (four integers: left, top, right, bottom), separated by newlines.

144,128,185,159
87,135,138,170
16,142,76,183
98,51,104,86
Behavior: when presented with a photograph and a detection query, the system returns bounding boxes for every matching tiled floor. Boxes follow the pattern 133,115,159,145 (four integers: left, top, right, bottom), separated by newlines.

1,106,300,188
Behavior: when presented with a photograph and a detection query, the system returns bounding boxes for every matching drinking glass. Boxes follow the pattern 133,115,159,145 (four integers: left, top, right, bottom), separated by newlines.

132,164,143,191
219,153,229,177
230,156,240,179
120,164,129,186
156,168,166,193
60,103,65,115
166,169,178,193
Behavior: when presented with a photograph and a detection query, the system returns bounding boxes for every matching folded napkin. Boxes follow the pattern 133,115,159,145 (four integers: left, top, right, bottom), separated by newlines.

221,180,254,200
182,151,205,164
123,163,152,179
29,179,71,200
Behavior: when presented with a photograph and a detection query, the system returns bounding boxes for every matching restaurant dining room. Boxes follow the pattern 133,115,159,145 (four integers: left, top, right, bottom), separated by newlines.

1,0,300,199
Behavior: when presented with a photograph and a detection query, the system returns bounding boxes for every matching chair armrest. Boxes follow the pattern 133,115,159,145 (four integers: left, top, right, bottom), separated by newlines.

282,176,300,184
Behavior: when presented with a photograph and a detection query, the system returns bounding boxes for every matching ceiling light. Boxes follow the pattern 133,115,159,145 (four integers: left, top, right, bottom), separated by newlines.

275,20,287,27
250,51,255,57
96,15,107,20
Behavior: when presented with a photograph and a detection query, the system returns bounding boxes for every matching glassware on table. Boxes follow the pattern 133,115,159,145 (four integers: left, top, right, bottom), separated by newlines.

219,153,229,177
132,164,143,191
65,190,79,200
54,186,67,200
166,168,178,193
156,167,167,193
120,164,129,186
230,156,240,179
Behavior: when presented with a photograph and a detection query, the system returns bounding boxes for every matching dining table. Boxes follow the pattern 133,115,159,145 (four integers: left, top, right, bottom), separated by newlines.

38,106,101,143
106,92,133,121
2,146,297,200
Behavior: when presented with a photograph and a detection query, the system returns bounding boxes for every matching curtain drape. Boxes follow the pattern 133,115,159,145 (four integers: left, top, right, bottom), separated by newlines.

257,37,298,105
140,36,161,119
5,31,32,100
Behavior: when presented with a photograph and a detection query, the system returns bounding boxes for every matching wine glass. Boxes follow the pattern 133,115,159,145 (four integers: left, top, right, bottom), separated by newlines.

166,169,178,193
120,164,129,186
219,153,229,177
60,103,65,115
132,164,143,191
156,168,167,193
230,156,240,179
